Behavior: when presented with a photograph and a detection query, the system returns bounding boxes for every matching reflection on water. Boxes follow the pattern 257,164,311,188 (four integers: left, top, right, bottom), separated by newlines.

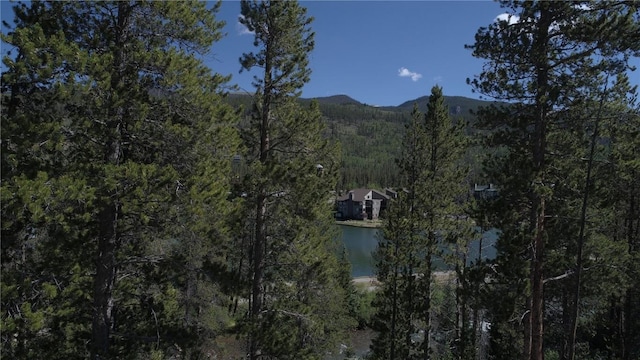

339,226,380,277
338,225,498,277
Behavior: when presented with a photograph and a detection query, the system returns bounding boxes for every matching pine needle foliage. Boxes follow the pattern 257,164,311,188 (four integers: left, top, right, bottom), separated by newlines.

1,1,238,358
236,1,352,358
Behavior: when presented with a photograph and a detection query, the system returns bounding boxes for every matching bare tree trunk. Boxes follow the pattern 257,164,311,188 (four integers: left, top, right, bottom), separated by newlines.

92,203,119,359
622,188,637,360
249,50,272,358
474,225,484,360
531,200,545,360
529,7,552,359
406,259,415,356
456,264,462,360
249,153,268,360
92,113,123,359
390,252,398,360
460,254,469,360
91,6,130,357
422,249,433,360
523,299,531,360
567,83,606,360
560,287,570,360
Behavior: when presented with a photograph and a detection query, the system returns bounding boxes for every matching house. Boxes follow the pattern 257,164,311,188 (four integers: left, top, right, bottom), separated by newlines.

384,188,398,199
473,183,499,200
336,188,390,220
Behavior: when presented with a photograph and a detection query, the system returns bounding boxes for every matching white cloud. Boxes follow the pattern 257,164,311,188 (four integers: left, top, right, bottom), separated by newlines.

433,75,443,84
237,15,254,35
495,13,519,25
398,67,422,82
574,3,591,11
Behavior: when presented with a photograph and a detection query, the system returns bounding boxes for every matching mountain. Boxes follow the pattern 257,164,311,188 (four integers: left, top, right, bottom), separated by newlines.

228,92,492,117
225,92,496,188
396,95,489,112
306,94,362,106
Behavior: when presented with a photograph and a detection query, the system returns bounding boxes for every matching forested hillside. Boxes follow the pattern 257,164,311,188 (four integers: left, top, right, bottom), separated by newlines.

1,1,354,359
2,1,638,360
228,92,493,189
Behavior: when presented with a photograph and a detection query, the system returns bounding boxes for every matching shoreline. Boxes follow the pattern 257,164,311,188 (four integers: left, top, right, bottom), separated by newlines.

352,271,455,286
335,220,383,228
352,276,381,284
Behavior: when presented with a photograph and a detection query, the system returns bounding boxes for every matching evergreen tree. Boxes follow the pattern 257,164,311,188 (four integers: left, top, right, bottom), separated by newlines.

604,77,640,360
371,86,470,360
467,1,640,359
534,72,635,360
1,1,237,358
580,73,640,360
417,86,471,360
237,1,350,358
371,190,417,360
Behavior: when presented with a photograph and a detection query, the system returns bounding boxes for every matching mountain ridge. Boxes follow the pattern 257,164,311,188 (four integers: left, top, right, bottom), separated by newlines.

306,94,362,106
228,91,493,113
225,92,495,188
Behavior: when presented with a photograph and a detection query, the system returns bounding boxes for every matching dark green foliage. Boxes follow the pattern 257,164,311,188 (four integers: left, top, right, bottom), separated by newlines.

226,92,496,189
394,95,492,124
1,1,238,358
580,73,640,360
370,193,417,360
236,1,354,358
370,86,471,360
468,1,640,359
338,246,365,329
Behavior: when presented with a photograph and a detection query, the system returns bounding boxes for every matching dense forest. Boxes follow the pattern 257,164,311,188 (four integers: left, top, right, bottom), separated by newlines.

227,92,494,190
1,1,639,360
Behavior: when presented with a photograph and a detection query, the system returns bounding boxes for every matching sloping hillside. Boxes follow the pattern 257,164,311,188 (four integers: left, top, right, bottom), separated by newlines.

307,94,362,105
225,93,495,188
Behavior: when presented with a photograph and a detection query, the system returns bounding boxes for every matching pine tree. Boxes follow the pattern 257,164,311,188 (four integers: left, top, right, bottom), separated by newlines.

371,190,416,360
417,86,471,359
371,86,470,360
533,72,636,360
579,73,640,360
605,77,640,360
237,1,349,358
1,1,237,358
467,2,640,359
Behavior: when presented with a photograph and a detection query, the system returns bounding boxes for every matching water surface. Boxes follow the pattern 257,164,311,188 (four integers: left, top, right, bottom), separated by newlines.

338,225,498,277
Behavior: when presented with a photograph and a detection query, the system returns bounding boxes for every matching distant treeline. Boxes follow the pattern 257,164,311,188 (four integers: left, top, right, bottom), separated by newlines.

227,93,495,189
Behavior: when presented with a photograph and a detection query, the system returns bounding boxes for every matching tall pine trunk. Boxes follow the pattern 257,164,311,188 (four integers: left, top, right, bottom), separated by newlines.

622,171,638,359
530,199,545,360
92,113,123,359
249,193,266,360
250,37,272,358
529,7,551,359
92,4,128,354
567,82,606,360
93,203,119,358
423,252,432,360
390,248,399,360
249,108,270,360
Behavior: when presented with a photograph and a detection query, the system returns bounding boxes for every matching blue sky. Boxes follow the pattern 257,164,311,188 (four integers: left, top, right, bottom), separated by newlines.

213,0,507,106
0,0,507,106
2,1,637,106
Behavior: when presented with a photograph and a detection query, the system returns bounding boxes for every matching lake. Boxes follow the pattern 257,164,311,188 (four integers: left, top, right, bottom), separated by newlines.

338,225,498,277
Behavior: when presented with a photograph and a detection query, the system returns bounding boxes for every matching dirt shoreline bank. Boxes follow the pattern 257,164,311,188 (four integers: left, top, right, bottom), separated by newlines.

352,270,455,286
335,220,382,228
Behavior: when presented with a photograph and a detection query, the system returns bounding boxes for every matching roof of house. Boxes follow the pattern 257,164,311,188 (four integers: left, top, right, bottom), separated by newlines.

474,184,498,192
337,188,390,202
